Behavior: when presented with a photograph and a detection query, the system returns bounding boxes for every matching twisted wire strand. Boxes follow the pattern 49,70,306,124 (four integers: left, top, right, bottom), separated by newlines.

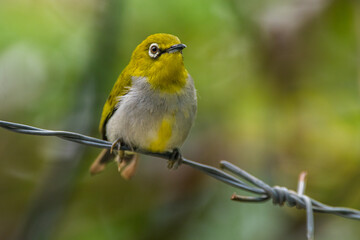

1,120,359,240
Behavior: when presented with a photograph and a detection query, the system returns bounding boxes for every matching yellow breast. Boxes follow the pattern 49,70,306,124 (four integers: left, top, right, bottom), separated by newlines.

148,115,175,152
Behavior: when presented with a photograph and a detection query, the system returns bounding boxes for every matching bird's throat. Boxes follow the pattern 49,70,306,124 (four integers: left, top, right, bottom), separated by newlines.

147,55,188,93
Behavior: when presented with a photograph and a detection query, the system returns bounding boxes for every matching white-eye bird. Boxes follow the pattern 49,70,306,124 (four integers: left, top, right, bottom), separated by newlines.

90,33,197,179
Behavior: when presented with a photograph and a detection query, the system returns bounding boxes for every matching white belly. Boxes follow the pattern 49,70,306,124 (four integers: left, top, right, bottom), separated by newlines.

106,76,197,152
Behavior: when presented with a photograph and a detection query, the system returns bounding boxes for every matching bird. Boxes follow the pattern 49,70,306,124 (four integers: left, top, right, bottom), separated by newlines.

90,33,197,179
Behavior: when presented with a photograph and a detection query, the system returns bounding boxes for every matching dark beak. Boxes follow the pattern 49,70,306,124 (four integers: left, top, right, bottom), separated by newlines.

165,44,187,53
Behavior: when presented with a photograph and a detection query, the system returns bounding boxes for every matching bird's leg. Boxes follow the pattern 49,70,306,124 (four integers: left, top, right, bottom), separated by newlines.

167,148,182,169
110,138,126,170
114,143,128,174
112,140,137,179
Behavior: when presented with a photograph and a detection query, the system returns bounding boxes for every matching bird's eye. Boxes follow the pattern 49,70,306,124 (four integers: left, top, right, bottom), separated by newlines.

149,43,160,58
150,45,158,54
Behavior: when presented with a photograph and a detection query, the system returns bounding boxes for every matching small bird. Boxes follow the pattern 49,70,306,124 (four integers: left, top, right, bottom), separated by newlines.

90,33,197,179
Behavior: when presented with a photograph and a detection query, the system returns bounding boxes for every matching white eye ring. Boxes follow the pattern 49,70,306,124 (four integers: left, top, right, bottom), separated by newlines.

148,43,160,58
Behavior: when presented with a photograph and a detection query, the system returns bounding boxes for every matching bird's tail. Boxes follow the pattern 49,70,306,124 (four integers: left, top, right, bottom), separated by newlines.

90,149,138,180
90,149,113,175
117,152,138,180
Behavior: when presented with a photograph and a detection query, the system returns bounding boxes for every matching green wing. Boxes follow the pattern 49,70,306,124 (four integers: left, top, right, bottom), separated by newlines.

99,69,132,140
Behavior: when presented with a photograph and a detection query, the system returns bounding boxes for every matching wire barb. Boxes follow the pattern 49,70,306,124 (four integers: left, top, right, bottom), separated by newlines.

1,120,359,240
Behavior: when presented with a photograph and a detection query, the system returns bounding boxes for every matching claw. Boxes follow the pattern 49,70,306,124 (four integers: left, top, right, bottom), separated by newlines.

110,138,123,154
168,148,182,169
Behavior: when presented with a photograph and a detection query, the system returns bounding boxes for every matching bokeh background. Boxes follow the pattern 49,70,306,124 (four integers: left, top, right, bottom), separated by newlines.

0,0,359,239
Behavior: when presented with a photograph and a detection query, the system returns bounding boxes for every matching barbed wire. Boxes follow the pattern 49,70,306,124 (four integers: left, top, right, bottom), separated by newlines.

1,120,359,239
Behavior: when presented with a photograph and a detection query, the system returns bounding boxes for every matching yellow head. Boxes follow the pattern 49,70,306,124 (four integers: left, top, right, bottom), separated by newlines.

127,33,188,93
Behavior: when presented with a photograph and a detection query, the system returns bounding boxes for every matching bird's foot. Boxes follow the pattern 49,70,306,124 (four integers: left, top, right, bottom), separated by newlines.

167,148,182,169
110,138,124,154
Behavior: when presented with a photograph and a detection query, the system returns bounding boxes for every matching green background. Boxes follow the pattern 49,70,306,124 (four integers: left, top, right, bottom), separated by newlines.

0,0,359,239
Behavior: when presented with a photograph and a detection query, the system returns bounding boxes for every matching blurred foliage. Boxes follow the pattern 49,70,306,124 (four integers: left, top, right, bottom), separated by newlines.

0,0,359,239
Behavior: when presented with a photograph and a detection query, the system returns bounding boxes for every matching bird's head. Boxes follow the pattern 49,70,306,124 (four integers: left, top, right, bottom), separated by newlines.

128,33,188,93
